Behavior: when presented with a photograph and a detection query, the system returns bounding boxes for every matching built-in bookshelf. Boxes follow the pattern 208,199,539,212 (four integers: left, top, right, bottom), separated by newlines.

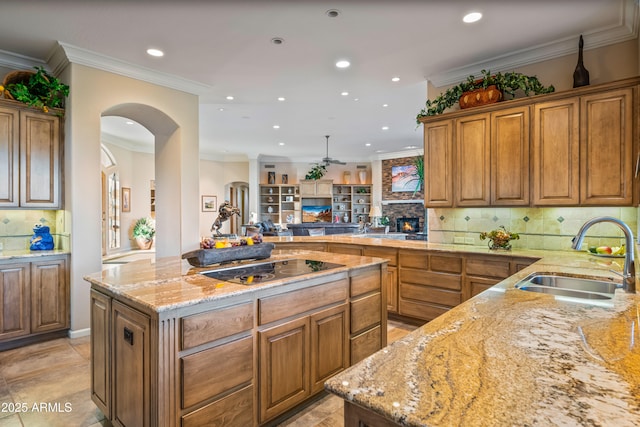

259,185,300,224
332,184,371,224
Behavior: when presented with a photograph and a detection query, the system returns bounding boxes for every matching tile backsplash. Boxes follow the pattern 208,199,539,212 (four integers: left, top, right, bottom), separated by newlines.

428,207,638,251
0,210,68,251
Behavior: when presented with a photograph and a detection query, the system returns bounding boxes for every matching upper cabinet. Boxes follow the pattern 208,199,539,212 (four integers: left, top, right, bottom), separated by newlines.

299,179,333,197
0,99,62,209
421,77,639,207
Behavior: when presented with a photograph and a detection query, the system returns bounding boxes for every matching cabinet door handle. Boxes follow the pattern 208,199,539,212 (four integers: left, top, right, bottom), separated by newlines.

124,327,134,345
635,152,640,178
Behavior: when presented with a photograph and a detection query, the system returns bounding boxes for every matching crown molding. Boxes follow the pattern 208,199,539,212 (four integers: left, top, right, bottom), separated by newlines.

376,149,423,160
0,49,46,71
429,0,639,87
52,42,213,95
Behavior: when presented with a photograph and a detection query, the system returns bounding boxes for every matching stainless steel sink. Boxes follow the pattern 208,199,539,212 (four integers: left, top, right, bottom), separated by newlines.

515,274,619,301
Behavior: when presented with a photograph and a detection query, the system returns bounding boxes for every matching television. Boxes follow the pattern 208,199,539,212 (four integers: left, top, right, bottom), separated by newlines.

302,205,332,223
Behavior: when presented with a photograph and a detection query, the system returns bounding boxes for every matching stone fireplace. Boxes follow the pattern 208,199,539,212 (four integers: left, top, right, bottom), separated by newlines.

396,217,420,233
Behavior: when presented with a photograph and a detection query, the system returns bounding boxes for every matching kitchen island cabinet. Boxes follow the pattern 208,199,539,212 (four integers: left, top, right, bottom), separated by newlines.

85,251,387,427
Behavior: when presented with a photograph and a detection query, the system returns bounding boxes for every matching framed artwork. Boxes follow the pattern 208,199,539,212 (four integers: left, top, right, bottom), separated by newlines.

391,165,419,192
268,171,276,184
202,195,217,212
121,187,131,212
282,174,288,184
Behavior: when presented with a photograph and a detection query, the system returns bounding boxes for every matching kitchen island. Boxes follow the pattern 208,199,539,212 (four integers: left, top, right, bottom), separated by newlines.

84,249,387,427
323,246,640,426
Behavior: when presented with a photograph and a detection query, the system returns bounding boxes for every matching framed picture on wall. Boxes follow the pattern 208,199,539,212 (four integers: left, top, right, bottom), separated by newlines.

121,187,131,212
202,195,217,212
391,165,419,192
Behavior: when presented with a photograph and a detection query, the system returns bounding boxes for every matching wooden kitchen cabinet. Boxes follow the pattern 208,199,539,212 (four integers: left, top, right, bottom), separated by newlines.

0,100,62,208
456,113,491,206
423,120,454,207
0,255,69,350
580,88,634,205
90,289,111,419
299,179,333,197
0,262,30,341
363,247,398,314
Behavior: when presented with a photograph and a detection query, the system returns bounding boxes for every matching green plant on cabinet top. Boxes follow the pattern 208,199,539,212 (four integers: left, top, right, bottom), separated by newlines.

305,163,327,180
2,66,69,113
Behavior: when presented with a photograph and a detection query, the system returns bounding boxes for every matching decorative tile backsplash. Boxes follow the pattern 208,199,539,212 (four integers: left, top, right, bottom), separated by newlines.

428,207,638,251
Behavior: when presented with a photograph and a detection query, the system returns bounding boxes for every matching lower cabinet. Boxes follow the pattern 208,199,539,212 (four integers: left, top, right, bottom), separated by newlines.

0,255,69,349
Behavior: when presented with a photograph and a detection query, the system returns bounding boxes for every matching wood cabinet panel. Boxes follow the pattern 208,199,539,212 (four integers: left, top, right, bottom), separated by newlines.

430,254,462,274
400,283,462,307
310,304,348,394
386,266,398,314
350,267,380,297
259,316,310,423
398,250,428,269
181,384,254,427
350,325,381,365
344,401,398,427
19,110,61,208
182,336,253,409
112,301,150,427
532,98,580,205
351,293,381,334
299,179,333,197
399,299,449,322
30,258,68,333
0,106,19,206
0,262,30,341
465,257,511,279
491,107,530,205
467,276,500,298
258,278,347,325
181,302,253,350
580,88,634,205
400,270,462,291
363,247,398,266
327,243,363,256
424,120,454,207
456,114,491,206
90,289,111,418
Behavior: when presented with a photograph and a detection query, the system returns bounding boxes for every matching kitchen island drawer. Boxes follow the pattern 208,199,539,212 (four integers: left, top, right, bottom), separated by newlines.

400,270,461,291
181,384,253,427
180,302,253,350
350,292,381,334
400,283,462,307
350,325,382,364
259,278,348,325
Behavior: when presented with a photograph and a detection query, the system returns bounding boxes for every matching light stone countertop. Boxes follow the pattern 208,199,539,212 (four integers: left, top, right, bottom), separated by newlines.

83,249,386,313
0,248,70,260
317,238,640,426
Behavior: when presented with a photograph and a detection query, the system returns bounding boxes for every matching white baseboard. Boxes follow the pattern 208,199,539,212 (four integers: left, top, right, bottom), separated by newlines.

68,328,90,339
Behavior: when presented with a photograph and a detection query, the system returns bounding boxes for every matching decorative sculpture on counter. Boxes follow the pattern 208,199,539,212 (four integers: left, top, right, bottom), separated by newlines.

30,223,54,251
211,201,241,236
573,35,590,88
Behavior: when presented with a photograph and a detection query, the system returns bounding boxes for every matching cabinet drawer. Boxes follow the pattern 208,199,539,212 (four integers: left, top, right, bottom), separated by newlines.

350,267,381,297
399,299,449,322
350,325,381,364
350,292,381,334
181,302,253,350
465,257,510,279
328,244,363,256
400,283,461,307
430,255,462,274
181,336,253,409
259,278,348,325
181,384,253,427
400,269,461,291
467,276,499,298
363,248,397,266
399,250,428,269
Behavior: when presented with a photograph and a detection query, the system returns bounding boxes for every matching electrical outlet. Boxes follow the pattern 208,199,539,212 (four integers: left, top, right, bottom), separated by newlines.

454,237,465,244
465,237,475,244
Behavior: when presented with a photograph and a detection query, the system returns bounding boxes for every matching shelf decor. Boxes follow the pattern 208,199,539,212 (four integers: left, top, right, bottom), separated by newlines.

480,226,519,250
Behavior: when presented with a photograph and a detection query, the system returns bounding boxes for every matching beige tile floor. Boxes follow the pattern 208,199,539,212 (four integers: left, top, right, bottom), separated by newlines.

0,320,416,427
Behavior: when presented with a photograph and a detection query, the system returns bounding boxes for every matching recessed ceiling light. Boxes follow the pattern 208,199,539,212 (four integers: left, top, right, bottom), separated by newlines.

146,48,164,57
463,12,482,23
226,96,234,100
218,108,224,112
271,37,285,45
278,142,285,146
382,104,388,107
404,145,418,149
365,143,371,147
341,91,349,96
125,121,134,125
382,126,389,130
354,98,359,101
336,60,350,68
277,97,286,101
273,125,280,129
391,77,400,82
326,9,340,18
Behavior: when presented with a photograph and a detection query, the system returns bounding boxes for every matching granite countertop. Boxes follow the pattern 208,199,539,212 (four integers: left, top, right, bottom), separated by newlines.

83,250,386,313
0,248,70,260
324,246,640,426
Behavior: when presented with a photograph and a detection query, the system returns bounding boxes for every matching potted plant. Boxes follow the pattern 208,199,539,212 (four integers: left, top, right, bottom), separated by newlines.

479,225,519,250
409,156,424,196
416,69,554,122
305,163,327,180
1,66,70,113
132,217,155,250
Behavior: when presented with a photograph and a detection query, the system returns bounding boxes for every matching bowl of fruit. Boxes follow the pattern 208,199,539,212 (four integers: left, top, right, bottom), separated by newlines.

587,245,625,258
182,234,275,267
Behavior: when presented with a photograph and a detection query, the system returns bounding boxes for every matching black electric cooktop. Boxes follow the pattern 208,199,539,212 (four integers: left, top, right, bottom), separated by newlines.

200,259,345,285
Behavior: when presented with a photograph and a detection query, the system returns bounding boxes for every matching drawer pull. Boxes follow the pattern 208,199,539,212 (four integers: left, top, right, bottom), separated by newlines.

124,327,134,345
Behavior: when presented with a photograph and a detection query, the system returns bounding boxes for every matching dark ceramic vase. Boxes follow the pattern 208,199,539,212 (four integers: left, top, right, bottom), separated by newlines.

573,35,590,88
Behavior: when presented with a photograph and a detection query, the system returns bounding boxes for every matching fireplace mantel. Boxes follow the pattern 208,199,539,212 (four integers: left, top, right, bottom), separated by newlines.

381,200,423,205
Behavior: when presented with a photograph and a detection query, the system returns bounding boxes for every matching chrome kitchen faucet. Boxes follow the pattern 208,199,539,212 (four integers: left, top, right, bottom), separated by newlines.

571,216,636,293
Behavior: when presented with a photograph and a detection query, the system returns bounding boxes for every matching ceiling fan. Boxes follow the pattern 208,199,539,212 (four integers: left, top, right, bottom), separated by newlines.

319,135,346,166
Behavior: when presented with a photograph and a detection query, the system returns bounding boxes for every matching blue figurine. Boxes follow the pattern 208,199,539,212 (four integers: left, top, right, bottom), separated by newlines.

30,224,54,251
